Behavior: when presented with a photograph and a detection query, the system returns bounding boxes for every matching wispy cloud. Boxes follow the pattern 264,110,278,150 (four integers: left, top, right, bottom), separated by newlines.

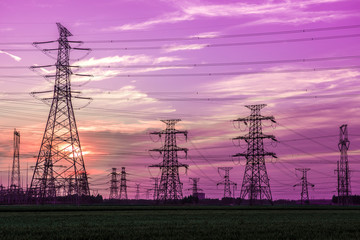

72,54,189,82
179,0,346,17
242,11,357,26
206,67,360,99
102,0,351,31
75,54,183,66
0,50,21,61
78,119,161,134
153,56,183,64
0,27,13,32
75,55,152,66
189,31,220,38
83,85,157,104
164,43,207,52
103,12,193,31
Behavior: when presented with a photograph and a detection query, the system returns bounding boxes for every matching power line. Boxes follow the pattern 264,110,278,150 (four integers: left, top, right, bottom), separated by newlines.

2,55,359,69
1,24,359,45
2,65,360,78
2,33,360,52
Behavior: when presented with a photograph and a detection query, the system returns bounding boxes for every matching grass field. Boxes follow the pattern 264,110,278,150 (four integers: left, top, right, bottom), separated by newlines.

0,205,359,239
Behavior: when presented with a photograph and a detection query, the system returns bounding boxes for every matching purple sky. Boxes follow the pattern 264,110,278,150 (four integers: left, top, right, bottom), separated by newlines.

0,0,360,200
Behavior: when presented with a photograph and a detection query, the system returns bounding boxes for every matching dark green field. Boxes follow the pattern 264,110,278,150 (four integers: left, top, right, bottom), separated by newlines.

0,205,359,239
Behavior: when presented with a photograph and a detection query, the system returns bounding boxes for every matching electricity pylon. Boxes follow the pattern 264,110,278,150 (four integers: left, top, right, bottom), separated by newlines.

337,124,351,205
217,167,237,198
146,189,152,200
188,177,202,198
293,168,314,204
109,168,119,199
29,23,91,201
233,104,277,205
149,119,188,201
10,129,20,191
135,183,140,200
151,177,159,200
119,167,128,200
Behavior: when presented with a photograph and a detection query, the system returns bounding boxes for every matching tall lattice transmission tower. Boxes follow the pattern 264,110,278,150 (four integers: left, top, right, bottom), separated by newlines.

149,119,188,201
29,23,91,201
109,168,119,199
233,104,277,205
10,129,20,191
217,167,237,198
293,168,314,205
135,183,140,200
188,178,202,198
337,124,351,205
151,177,159,200
119,167,128,200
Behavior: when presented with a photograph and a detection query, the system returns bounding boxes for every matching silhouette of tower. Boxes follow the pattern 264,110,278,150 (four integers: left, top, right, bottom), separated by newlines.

217,167,237,198
293,168,314,204
233,104,277,205
119,167,128,200
146,189,153,200
109,168,119,199
188,177,202,198
337,124,351,205
149,119,188,201
151,177,159,200
10,129,20,191
135,183,140,200
29,23,90,201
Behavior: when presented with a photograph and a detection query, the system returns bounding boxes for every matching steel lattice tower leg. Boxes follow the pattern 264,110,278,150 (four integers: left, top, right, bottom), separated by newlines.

10,129,20,191
109,168,119,199
29,23,90,202
233,104,277,205
149,119,188,202
217,167,237,198
337,124,351,205
188,178,203,198
293,168,314,204
119,167,128,200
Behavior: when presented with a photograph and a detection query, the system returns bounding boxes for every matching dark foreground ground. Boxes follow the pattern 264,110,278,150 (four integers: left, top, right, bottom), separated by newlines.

0,205,359,240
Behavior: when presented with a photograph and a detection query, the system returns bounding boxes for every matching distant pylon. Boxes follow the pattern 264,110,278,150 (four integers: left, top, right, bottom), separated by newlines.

10,129,20,191
146,189,152,200
151,177,159,200
135,183,140,200
337,124,351,205
188,178,202,198
119,167,128,200
29,23,91,201
293,168,314,204
109,168,119,199
233,104,277,205
149,119,188,201
217,167,237,198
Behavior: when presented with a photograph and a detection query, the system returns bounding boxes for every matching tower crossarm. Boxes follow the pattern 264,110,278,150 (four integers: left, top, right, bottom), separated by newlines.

149,147,188,154
149,163,189,169
150,130,188,138
233,116,276,123
233,134,277,141
233,152,277,158
217,180,237,186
